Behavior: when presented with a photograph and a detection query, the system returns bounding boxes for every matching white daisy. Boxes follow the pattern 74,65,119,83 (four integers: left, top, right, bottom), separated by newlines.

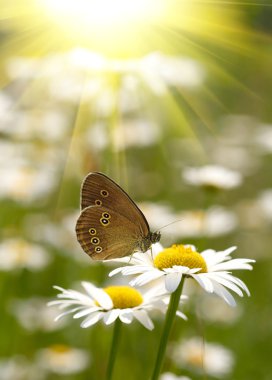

36,345,89,375
182,165,242,190
171,337,234,377
109,243,255,307
49,282,185,331
0,238,50,271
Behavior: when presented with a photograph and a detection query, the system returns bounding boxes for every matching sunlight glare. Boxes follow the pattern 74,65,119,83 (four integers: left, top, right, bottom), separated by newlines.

43,0,164,28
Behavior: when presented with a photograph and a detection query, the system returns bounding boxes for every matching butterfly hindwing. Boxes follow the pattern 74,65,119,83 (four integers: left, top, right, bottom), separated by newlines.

76,205,144,260
80,172,149,236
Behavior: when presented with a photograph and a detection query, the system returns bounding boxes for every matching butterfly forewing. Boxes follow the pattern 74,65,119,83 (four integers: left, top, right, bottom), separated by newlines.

80,172,149,236
76,205,144,260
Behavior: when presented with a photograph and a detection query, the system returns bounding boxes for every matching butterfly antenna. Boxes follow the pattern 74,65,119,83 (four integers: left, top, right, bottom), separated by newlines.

154,219,183,233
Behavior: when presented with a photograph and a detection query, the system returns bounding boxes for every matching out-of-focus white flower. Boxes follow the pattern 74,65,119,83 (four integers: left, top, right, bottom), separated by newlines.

0,162,58,203
6,57,40,79
160,373,191,380
24,212,90,263
210,144,259,174
219,114,257,144
49,282,185,330
138,203,178,232
183,165,243,190
0,92,12,115
10,298,67,331
6,50,204,105
87,118,160,151
171,337,235,377
173,207,238,238
36,345,89,375
4,110,69,142
140,52,205,94
110,243,255,306
257,189,272,222
255,124,272,153
112,119,160,150
0,238,51,271
0,356,44,380
198,294,242,324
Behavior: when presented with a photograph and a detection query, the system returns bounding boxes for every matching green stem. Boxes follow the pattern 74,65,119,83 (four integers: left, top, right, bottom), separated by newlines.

106,318,122,380
151,277,185,380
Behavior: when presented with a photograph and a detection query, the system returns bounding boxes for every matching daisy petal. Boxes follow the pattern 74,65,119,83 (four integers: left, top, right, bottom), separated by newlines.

103,309,120,325
208,273,244,297
191,273,214,293
119,310,133,324
165,272,183,292
54,307,84,321
73,307,100,319
176,310,188,320
133,310,154,330
82,282,113,310
81,312,104,328
130,270,164,287
212,282,237,307
108,267,125,277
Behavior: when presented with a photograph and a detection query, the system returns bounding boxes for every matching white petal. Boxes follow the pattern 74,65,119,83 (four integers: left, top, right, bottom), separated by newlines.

212,282,237,307
206,273,242,296
211,258,255,272
82,282,113,310
73,307,100,319
108,267,125,277
151,242,164,257
222,273,251,296
80,312,104,328
130,270,164,287
191,274,214,293
165,272,182,292
121,266,155,275
176,310,188,320
103,309,120,325
119,310,133,324
54,307,84,321
133,310,154,330
48,300,88,308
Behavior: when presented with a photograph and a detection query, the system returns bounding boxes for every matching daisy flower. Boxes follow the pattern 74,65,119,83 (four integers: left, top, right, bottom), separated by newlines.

48,282,186,330
171,337,234,377
109,243,255,307
36,345,89,375
182,165,242,190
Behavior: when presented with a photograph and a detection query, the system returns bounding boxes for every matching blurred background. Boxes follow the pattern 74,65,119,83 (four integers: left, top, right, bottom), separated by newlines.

0,1,272,379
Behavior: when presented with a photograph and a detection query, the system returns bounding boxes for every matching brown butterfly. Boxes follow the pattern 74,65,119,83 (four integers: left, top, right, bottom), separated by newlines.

75,172,161,260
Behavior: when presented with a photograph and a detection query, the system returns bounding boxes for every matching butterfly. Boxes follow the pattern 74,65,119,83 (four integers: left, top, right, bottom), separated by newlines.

75,172,161,260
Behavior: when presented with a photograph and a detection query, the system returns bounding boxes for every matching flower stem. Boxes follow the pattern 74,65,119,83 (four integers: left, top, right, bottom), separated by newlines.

106,318,121,380
151,277,185,380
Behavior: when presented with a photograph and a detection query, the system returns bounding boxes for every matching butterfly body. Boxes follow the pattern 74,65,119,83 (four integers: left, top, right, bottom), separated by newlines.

76,172,161,260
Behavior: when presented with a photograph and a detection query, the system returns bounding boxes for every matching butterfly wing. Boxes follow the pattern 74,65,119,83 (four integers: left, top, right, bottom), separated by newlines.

80,172,149,236
76,205,144,260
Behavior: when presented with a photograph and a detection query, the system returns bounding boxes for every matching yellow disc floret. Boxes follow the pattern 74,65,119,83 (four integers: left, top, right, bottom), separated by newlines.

103,286,143,309
154,244,207,273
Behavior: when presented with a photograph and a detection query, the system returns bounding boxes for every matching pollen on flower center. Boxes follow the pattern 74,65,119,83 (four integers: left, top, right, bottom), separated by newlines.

103,286,143,309
154,244,207,273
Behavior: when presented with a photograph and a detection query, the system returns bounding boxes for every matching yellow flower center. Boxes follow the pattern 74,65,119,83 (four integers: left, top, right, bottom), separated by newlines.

49,344,71,354
154,244,207,273
103,286,143,309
